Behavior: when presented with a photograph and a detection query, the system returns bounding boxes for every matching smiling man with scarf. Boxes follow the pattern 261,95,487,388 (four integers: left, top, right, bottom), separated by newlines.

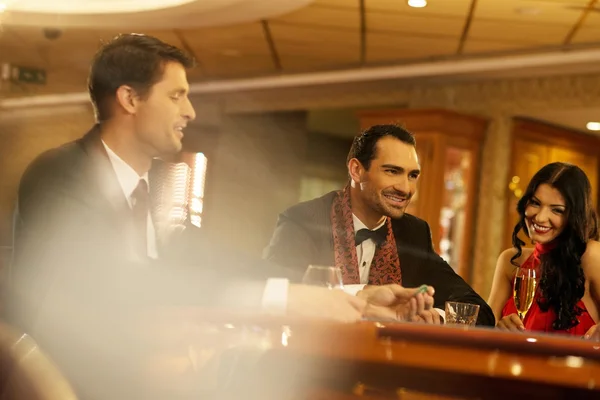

264,124,494,326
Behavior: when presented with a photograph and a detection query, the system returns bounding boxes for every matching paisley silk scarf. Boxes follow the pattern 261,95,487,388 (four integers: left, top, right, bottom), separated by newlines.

330,185,402,285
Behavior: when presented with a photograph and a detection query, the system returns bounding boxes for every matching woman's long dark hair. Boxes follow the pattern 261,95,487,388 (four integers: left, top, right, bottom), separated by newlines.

510,162,599,330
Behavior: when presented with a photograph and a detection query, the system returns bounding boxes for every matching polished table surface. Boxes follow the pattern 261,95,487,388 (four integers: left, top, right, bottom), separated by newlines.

143,310,600,399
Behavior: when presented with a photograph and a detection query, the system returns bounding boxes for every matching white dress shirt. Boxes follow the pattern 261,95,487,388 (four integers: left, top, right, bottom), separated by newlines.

344,214,385,296
353,214,386,284
101,140,158,259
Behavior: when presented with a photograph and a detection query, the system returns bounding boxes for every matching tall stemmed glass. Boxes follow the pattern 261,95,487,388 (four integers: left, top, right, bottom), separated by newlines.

513,268,538,320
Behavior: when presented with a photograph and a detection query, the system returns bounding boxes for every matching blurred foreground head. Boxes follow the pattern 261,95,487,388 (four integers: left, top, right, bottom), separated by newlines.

88,33,197,157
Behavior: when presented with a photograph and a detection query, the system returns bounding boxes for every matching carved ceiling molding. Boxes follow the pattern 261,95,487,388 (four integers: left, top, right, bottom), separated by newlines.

407,75,600,114
0,104,93,124
3,72,600,133
215,72,600,117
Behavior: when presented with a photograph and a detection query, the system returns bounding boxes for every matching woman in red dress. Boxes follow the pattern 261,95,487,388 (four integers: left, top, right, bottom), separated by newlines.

488,162,600,337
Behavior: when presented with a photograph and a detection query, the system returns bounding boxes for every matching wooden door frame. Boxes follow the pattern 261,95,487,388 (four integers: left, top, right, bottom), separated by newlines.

444,134,483,280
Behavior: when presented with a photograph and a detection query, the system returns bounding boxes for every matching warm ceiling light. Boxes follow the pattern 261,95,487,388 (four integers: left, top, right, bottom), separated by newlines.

3,0,195,14
587,122,600,131
408,0,427,8
0,1,6,12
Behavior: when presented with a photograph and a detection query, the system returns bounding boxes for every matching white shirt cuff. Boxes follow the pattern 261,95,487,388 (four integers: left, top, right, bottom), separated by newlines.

344,284,366,296
261,278,289,315
435,308,446,323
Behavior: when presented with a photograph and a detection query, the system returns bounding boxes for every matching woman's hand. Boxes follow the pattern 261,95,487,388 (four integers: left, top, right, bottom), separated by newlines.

584,323,600,340
496,313,525,332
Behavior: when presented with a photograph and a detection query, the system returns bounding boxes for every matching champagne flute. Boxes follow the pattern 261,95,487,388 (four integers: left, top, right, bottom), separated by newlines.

302,265,344,290
513,268,538,320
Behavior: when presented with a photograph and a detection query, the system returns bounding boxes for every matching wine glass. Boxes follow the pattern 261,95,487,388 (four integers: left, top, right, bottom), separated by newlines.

513,268,538,320
302,265,344,290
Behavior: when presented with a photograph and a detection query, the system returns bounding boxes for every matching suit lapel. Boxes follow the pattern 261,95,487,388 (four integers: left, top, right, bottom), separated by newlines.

315,194,337,267
391,217,424,287
79,125,131,216
79,125,137,258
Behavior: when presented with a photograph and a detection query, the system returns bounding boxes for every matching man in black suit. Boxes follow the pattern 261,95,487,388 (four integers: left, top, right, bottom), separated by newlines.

8,35,437,399
7,34,368,399
265,124,495,326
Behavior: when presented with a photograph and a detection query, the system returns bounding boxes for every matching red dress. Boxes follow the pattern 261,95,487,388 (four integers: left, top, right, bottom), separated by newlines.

501,243,596,336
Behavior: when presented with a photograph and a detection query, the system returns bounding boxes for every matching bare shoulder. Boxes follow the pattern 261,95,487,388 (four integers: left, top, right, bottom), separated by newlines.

497,247,533,274
497,247,533,265
585,240,600,255
583,240,600,272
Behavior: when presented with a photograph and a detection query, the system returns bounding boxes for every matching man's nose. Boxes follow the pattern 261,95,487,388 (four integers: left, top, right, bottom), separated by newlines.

181,97,196,121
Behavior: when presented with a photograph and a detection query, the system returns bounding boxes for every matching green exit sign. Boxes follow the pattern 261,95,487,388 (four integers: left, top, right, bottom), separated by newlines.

11,66,46,85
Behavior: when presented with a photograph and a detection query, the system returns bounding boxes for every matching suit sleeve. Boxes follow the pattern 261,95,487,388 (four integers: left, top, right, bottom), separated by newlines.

10,152,270,322
420,222,495,327
10,149,305,400
263,213,317,279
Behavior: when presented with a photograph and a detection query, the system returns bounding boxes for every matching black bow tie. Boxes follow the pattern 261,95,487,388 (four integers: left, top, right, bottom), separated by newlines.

355,226,387,246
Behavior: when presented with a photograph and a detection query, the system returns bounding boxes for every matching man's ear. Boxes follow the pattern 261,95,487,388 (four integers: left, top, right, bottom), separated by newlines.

348,158,364,185
115,85,140,115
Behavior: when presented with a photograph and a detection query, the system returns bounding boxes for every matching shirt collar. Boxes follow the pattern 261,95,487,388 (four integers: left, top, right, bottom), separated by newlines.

101,140,148,201
352,214,386,233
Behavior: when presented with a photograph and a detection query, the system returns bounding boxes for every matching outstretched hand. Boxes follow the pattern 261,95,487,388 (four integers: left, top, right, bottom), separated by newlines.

357,284,438,323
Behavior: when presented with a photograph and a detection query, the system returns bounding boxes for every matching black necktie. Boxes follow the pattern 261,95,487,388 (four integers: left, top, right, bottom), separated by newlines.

355,225,387,246
131,179,149,258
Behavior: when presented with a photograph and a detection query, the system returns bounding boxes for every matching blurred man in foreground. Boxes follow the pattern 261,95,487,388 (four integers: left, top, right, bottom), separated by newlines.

7,34,436,399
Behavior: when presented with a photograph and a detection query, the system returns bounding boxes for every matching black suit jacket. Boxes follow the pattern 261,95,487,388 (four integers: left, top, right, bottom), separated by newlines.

7,125,298,399
264,191,495,326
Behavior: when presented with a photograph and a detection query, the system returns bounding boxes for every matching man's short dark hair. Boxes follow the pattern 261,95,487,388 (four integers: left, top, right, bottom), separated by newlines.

347,124,416,170
88,33,195,122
